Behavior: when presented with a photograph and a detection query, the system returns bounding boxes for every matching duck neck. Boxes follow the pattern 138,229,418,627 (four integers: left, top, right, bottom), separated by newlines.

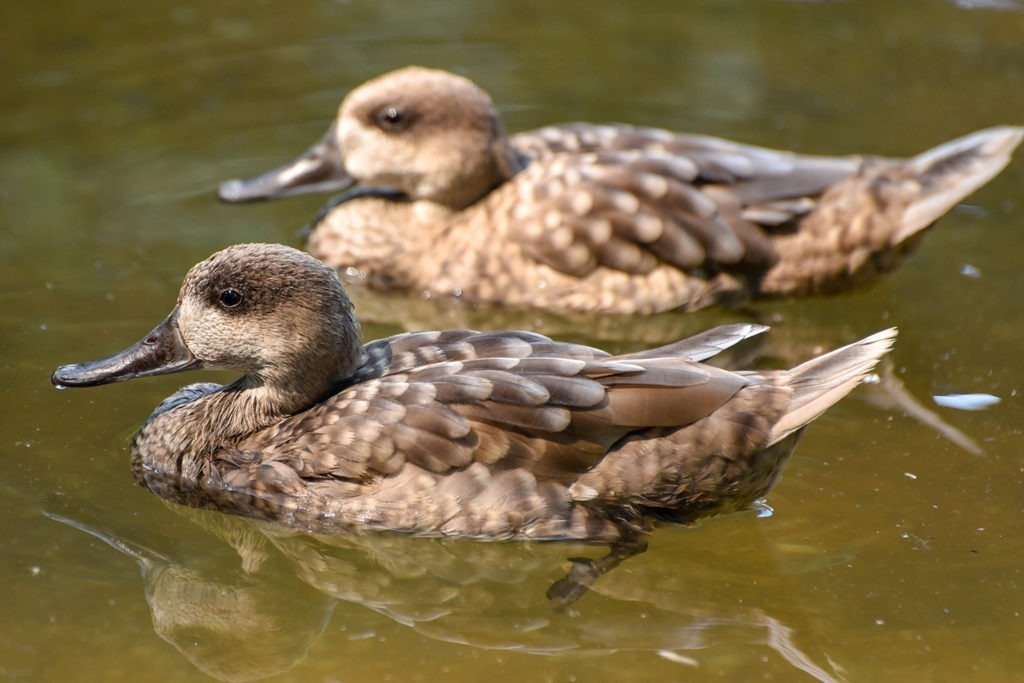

214,323,365,437
442,129,525,210
132,318,364,497
209,375,328,437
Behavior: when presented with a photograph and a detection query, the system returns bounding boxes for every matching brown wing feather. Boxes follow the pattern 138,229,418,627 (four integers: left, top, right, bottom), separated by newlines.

509,124,863,279
240,330,754,485
614,322,767,362
357,329,609,382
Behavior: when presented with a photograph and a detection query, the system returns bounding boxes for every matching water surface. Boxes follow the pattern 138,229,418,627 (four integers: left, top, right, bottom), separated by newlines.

3,1,1024,681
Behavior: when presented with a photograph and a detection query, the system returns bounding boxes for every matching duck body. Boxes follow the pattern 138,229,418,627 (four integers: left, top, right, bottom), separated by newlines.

54,244,895,541
219,67,1023,314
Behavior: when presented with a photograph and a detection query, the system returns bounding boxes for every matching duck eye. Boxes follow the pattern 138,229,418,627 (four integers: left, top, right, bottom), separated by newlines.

375,106,409,132
218,289,243,308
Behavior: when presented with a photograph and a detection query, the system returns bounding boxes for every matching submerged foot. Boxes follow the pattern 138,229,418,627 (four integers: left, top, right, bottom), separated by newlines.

546,537,650,610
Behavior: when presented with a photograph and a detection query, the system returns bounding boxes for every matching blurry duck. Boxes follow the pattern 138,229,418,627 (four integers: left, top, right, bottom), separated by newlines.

218,67,1022,315
53,244,895,541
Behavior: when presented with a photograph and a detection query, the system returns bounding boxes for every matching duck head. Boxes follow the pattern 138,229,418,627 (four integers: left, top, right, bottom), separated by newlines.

53,244,362,410
218,66,523,210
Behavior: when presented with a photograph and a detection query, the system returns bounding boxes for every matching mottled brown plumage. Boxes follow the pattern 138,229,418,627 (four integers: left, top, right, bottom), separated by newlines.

53,244,895,541
218,66,1023,314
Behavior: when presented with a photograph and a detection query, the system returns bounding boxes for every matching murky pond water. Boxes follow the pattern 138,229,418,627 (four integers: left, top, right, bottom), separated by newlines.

3,1,1024,680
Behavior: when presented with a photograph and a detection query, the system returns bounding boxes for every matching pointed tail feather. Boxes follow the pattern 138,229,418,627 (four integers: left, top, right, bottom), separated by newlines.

897,126,1023,243
615,323,769,362
769,328,897,445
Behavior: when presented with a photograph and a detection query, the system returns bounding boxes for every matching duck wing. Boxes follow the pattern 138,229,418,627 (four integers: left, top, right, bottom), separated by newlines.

254,328,761,485
349,323,765,382
506,124,860,277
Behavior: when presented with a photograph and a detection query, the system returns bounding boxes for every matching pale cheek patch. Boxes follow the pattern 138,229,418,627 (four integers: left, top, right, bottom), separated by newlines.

176,298,206,358
178,299,260,369
340,120,410,184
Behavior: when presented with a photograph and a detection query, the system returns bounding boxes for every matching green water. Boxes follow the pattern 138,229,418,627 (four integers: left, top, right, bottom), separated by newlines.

3,1,1024,680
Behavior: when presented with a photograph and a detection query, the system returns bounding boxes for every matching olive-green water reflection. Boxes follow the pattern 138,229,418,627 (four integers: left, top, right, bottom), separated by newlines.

3,1,1024,681
44,502,847,682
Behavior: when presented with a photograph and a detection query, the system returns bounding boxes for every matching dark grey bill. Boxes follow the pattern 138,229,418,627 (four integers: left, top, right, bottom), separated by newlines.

217,124,353,203
52,308,200,388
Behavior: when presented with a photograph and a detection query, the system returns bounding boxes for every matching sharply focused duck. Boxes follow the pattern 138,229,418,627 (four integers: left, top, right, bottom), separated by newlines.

218,67,1022,315
53,244,895,540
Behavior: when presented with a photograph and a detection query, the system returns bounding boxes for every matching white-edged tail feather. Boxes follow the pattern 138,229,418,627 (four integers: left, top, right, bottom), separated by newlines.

898,126,1023,243
769,328,898,445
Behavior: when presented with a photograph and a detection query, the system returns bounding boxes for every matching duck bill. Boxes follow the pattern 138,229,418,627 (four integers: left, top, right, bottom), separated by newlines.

217,124,354,203
52,308,201,388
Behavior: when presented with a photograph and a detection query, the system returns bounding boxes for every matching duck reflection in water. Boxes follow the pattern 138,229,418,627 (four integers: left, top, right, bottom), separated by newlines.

46,505,847,683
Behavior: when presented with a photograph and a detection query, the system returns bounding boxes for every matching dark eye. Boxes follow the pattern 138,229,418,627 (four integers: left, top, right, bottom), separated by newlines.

218,289,243,308
374,106,410,132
